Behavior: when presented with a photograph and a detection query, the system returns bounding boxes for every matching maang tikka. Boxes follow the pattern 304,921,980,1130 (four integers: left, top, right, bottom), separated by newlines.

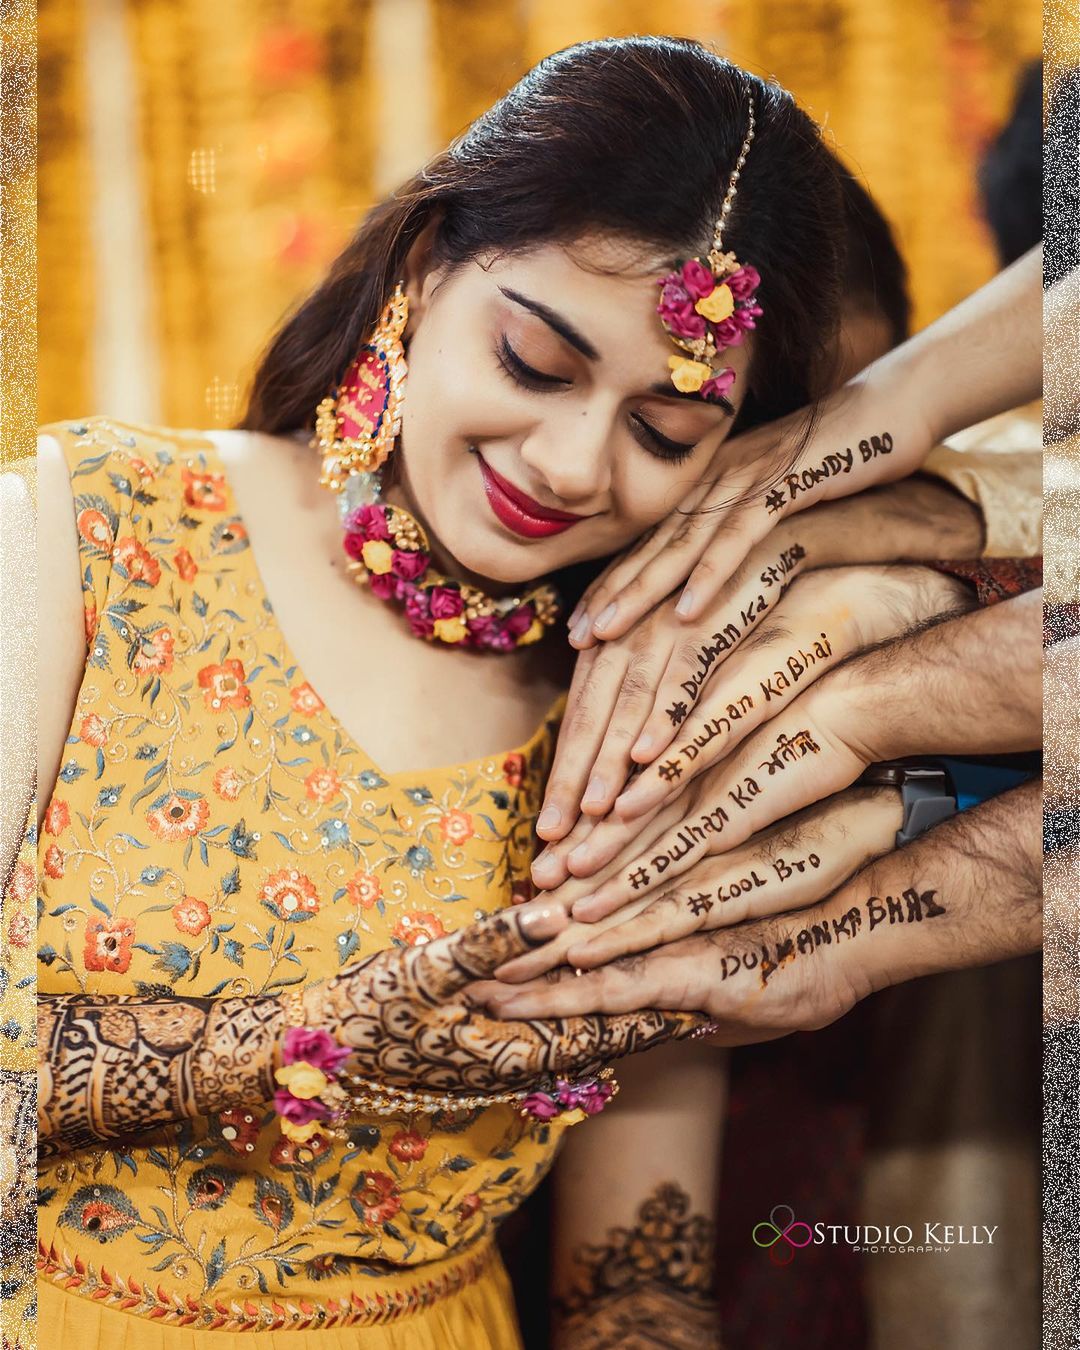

312,284,560,652
657,93,763,401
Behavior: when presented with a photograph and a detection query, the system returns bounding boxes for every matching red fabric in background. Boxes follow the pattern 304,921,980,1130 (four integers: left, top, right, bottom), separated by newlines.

716,1017,869,1349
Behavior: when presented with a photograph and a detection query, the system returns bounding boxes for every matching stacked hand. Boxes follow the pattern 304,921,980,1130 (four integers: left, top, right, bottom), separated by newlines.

302,907,712,1094
475,781,1041,1045
480,588,1039,1040
538,478,981,838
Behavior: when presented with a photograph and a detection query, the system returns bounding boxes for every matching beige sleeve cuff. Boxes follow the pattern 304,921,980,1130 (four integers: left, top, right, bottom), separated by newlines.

920,444,1042,558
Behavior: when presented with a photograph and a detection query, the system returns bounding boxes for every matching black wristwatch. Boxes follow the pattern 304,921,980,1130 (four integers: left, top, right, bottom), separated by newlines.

858,760,957,846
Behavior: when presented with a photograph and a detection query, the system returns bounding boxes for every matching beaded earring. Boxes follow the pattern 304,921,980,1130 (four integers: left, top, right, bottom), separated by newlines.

314,282,409,491
311,283,561,652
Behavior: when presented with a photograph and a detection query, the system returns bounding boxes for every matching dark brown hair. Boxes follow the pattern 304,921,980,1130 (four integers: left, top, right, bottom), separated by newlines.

237,36,847,438
837,165,911,348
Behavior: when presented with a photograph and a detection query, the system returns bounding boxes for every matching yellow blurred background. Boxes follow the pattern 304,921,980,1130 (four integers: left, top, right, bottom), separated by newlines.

39,0,1046,431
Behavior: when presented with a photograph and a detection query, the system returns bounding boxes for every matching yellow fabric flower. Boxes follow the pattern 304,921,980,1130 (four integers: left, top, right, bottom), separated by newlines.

280,1117,326,1143
667,356,711,393
520,617,545,645
695,283,734,322
361,538,394,575
433,615,468,644
275,1062,329,1100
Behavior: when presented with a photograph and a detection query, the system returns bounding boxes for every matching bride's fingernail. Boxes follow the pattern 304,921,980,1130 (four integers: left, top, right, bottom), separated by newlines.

593,603,617,634
567,843,591,870
519,906,565,940
536,804,561,833
567,603,584,629
632,732,655,760
570,615,591,645
581,775,606,807
675,587,695,617
531,852,559,881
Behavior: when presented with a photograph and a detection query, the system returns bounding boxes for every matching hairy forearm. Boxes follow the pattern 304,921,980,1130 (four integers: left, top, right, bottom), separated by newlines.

836,587,1042,761
553,1044,724,1350
842,779,1043,1001
37,992,285,1158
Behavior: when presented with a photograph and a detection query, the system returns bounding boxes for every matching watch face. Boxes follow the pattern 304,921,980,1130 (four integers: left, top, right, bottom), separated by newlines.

859,764,904,786
859,762,953,790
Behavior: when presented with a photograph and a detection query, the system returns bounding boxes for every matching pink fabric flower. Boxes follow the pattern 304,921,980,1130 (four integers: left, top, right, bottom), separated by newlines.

343,504,390,541
700,369,736,402
726,264,761,301
657,277,707,339
391,547,428,581
273,1089,330,1125
659,276,691,308
368,571,397,602
711,316,747,348
429,585,464,619
578,1082,615,1115
732,302,762,332
468,615,514,651
405,590,435,638
282,1026,351,1076
504,605,535,638
680,258,715,299
668,308,708,340
521,1092,561,1120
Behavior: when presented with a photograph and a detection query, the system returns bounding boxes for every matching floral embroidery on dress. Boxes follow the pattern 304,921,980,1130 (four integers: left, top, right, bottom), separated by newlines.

36,417,571,1316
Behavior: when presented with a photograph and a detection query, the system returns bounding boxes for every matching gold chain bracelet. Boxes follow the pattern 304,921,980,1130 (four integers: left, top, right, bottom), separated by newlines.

337,1070,533,1119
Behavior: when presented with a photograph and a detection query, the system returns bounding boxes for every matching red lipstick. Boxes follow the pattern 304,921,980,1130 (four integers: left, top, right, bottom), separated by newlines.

477,455,589,539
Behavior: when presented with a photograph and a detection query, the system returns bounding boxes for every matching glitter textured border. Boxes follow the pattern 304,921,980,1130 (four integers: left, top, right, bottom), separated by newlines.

1043,1,1079,1345
3,8,1075,1348
1,0,38,1347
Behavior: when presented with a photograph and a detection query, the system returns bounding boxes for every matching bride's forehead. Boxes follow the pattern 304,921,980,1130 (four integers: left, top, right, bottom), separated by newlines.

462,243,675,335
474,237,667,291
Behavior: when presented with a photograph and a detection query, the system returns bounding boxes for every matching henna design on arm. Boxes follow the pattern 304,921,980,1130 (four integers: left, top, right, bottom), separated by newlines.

41,912,711,1157
554,1182,720,1350
38,992,285,1158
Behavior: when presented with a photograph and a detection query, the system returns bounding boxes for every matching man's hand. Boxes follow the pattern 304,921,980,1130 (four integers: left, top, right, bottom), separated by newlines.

503,787,903,983
477,782,1042,1044
530,589,1042,923
569,245,1041,644
539,482,982,843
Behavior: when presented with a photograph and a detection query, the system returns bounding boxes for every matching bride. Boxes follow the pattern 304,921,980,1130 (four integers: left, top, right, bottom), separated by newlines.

19,34,1001,1350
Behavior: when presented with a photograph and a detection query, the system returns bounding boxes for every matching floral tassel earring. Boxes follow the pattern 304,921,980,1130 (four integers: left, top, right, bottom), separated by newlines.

312,283,560,652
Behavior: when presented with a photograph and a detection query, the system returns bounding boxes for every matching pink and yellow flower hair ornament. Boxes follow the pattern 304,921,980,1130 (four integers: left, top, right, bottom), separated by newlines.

657,95,762,401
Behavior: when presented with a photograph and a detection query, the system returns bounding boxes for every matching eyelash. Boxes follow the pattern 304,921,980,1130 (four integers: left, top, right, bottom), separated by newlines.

495,335,698,465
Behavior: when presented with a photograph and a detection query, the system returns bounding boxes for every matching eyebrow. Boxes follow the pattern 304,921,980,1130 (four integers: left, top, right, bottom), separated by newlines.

647,381,736,417
499,287,600,361
500,285,735,416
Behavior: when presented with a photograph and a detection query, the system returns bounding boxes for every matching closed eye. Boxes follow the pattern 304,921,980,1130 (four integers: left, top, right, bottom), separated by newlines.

498,334,697,466
496,336,571,389
630,414,696,464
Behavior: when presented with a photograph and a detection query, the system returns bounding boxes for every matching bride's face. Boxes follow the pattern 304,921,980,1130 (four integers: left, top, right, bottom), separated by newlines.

396,237,751,587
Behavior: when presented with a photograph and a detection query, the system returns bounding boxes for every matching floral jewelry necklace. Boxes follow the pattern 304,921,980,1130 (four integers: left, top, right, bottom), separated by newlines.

335,469,560,650
313,284,561,652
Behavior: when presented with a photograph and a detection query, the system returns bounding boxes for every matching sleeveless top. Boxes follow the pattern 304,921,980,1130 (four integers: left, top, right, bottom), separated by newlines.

36,416,575,1332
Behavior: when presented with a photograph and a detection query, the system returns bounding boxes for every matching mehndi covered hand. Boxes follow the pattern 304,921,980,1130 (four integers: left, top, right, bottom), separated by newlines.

39,906,707,1156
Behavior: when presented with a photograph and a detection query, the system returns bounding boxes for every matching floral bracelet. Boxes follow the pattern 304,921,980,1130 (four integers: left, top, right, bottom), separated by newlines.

272,1022,619,1139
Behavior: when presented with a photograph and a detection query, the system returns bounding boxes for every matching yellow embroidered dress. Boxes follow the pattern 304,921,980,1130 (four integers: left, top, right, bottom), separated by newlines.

36,416,574,1347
